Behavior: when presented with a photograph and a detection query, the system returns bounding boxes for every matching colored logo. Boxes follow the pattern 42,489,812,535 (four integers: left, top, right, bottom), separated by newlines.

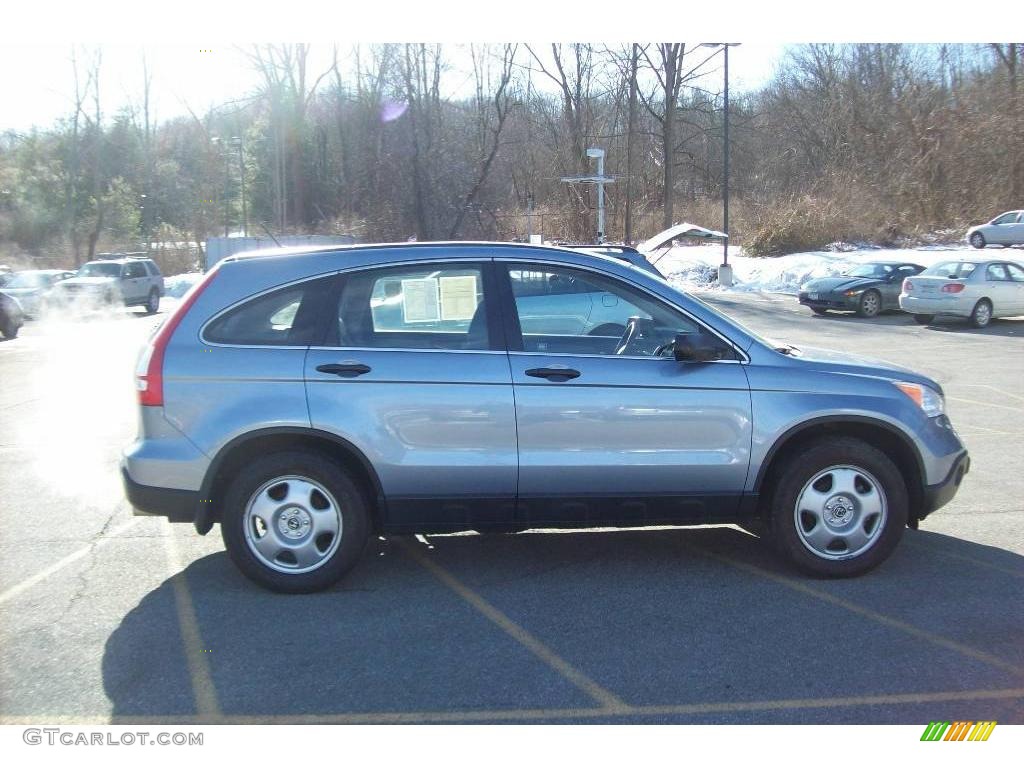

920,721,996,741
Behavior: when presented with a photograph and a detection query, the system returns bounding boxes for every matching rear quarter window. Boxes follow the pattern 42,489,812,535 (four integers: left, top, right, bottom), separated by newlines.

203,278,332,346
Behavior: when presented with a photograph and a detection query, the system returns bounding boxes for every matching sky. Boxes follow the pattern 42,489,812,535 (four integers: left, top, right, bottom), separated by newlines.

1,0,1008,134
0,43,788,134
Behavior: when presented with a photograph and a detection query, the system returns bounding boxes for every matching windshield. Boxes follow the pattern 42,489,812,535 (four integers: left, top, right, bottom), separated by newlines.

845,264,892,278
924,261,977,278
78,262,122,278
5,272,51,288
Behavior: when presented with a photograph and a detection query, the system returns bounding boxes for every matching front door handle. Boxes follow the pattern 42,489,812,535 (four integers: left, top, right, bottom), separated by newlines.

316,362,371,378
525,366,581,382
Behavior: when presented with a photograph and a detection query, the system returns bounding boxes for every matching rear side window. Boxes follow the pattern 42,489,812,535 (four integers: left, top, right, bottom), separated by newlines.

204,279,331,346
145,261,161,276
332,263,490,350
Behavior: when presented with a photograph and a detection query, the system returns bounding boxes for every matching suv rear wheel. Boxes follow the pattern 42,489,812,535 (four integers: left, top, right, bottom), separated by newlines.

144,289,160,315
769,438,907,577
220,451,370,592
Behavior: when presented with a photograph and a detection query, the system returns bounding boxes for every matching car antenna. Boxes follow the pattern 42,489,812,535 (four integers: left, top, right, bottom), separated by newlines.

259,221,282,248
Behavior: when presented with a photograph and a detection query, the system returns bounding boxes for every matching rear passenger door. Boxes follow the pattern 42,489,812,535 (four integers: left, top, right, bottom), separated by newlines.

304,260,519,530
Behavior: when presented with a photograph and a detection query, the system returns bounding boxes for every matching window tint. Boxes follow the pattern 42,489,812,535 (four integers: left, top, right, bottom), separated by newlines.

985,264,1009,282
505,264,716,358
124,262,147,278
1005,263,1024,282
205,282,325,346
334,264,490,350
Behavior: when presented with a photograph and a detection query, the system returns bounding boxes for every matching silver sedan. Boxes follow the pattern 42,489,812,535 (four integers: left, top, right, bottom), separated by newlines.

899,258,1024,327
968,210,1024,248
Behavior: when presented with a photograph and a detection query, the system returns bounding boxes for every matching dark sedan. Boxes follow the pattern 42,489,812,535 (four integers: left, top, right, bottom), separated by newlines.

798,261,924,317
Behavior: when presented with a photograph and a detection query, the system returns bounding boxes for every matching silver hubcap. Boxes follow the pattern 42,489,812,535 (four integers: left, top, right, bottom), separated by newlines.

975,303,990,325
862,294,878,314
794,465,887,560
243,475,342,573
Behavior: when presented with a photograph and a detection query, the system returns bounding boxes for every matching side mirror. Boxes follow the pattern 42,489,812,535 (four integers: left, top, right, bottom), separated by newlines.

673,332,725,363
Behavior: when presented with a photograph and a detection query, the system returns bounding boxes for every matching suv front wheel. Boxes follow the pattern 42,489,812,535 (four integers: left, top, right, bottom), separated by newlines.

221,451,370,592
769,438,907,577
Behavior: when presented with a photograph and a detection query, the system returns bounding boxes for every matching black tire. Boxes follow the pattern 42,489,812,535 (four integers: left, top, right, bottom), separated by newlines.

969,232,986,249
768,437,908,577
810,307,829,316
968,299,992,329
144,289,160,315
220,450,370,593
0,316,18,339
856,289,881,318
913,314,934,325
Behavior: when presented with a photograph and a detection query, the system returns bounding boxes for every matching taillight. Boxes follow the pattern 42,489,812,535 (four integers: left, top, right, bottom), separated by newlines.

902,279,913,292
136,270,219,406
941,283,965,293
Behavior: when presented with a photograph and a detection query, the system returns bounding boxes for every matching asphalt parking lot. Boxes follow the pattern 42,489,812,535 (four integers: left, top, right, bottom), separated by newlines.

1,294,1022,725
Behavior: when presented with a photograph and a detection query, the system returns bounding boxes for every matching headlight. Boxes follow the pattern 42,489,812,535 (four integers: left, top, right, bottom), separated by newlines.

894,381,945,417
843,289,863,296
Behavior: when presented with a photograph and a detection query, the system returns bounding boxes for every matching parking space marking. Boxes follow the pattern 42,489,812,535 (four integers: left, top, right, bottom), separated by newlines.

398,537,630,712
3,686,1022,725
684,544,1024,677
0,518,140,606
947,396,1024,414
162,520,222,719
905,540,1024,579
959,384,1024,404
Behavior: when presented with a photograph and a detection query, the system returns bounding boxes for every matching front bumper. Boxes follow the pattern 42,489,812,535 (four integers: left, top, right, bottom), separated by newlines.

121,462,198,523
919,450,970,520
798,292,860,311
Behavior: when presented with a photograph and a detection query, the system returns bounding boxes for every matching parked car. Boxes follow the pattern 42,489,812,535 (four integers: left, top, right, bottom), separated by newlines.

0,269,75,317
122,242,969,592
0,291,24,339
900,258,1024,327
560,244,665,278
798,262,925,317
54,256,164,313
967,210,1024,249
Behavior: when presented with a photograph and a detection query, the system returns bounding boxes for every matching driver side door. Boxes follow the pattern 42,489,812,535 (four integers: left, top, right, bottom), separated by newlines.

498,261,753,527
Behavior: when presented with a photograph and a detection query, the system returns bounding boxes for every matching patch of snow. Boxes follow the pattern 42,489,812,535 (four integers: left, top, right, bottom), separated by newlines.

164,272,204,298
645,243,989,296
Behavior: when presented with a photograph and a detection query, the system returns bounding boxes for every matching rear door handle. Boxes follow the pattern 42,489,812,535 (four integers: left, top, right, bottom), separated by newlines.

316,362,371,378
525,366,581,381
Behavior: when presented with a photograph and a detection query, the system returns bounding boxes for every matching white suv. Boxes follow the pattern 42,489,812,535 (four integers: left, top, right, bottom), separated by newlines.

56,256,165,314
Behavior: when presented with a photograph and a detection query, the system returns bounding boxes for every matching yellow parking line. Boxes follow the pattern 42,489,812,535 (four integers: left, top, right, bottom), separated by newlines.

0,518,140,606
4,686,1021,725
959,384,1024,404
685,543,1023,676
905,540,1024,579
947,396,1024,414
398,537,630,712
161,520,222,720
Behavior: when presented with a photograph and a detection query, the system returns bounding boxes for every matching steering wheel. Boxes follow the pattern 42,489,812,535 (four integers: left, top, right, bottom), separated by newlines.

614,316,658,355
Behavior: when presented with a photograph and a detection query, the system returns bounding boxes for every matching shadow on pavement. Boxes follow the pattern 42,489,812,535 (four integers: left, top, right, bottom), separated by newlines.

102,525,1024,723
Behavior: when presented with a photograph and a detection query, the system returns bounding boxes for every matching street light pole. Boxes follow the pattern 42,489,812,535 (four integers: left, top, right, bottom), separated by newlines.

723,43,731,281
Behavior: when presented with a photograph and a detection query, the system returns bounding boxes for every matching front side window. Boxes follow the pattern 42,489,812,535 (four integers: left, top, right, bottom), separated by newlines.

992,212,1018,225
505,263,718,358
125,262,147,278
204,280,329,346
334,263,490,350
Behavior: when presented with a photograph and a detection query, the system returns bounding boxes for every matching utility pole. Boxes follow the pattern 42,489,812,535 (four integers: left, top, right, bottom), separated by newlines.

562,147,614,244
233,136,247,238
722,43,731,283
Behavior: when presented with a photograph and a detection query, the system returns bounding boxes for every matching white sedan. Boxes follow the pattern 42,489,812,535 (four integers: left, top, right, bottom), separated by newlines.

968,210,1024,249
899,258,1024,327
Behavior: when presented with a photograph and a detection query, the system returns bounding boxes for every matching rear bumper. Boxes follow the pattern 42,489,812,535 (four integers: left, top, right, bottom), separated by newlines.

899,295,970,317
919,450,970,520
121,463,197,523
